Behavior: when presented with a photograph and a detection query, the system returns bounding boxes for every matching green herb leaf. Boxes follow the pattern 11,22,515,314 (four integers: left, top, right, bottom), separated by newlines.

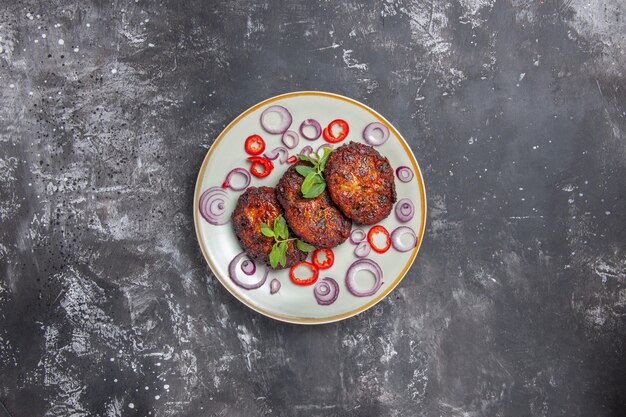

297,154,318,165
277,241,288,267
295,165,316,178
269,243,280,268
301,172,319,196
296,239,316,252
260,223,275,238
319,148,333,172
303,180,326,198
274,215,289,240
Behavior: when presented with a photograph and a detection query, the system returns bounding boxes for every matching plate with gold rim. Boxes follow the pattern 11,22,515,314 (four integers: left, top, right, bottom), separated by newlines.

194,91,426,324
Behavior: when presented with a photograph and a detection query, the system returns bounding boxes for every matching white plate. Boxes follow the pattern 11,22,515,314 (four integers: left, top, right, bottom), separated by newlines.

194,92,426,324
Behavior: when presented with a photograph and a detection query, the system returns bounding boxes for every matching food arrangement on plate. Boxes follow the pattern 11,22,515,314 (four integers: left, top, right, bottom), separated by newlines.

198,103,420,307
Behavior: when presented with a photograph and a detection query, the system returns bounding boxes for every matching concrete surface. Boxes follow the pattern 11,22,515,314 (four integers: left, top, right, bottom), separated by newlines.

0,0,624,416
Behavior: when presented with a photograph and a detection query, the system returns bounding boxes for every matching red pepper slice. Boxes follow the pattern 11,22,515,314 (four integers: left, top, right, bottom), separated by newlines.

244,134,266,155
312,248,334,269
323,119,349,143
289,261,319,286
286,155,298,164
367,225,391,253
247,156,274,178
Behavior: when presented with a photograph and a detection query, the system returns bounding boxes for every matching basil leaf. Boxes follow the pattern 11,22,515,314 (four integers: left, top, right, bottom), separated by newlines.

296,239,315,252
269,243,280,268
301,172,319,195
277,241,288,267
303,181,326,198
295,165,315,178
312,175,325,186
274,215,289,240
297,154,318,166
260,223,275,238
319,148,333,172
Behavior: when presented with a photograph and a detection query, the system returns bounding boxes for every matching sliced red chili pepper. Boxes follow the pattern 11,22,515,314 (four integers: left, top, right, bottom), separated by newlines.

247,156,274,178
289,261,319,286
367,225,391,253
244,134,266,155
323,119,349,143
312,248,334,269
287,155,298,164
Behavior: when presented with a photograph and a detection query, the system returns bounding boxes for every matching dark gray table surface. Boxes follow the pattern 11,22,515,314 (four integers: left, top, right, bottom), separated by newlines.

0,0,624,416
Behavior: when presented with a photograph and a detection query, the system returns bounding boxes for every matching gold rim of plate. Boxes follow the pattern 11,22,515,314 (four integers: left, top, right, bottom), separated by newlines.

193,91,427,325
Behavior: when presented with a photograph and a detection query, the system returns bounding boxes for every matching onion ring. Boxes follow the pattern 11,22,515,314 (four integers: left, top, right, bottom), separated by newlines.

260,105,292,134
313,277,340,305
299,145,314,157
345,259,383,297
354,241,371,258
316,143,334,159
270,279,281,294
362,122,390,146
395,198,414,222
241,260,256,276
396,166,414,183
265,146,290,164
281,130,299,149
299,119,322,140
228,252,269,289
222,167,251,191
349,228,366,244
199,186,229,225
391,226,417,252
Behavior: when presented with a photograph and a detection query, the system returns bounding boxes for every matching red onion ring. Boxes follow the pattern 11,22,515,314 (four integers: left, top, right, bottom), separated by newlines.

264,151,279,161
222,167,251,191
316,143,333,159
350,228,366,244
199,186,229,225
313,277,339,305
391,226,417,252
241,260,256,275
300,145,314,157
362,122,390,146
270,279,281,294
395,198,414,222
396,166,414,183
260,105,292,134
228,252,268,289
354,241,371,258
345,259,383,297
299,119,322,140
265,146,290,164
281,130,299,149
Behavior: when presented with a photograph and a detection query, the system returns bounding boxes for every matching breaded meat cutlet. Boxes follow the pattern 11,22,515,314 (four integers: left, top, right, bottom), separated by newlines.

231,186,307,269
325,142,396,225
276,162,352,248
